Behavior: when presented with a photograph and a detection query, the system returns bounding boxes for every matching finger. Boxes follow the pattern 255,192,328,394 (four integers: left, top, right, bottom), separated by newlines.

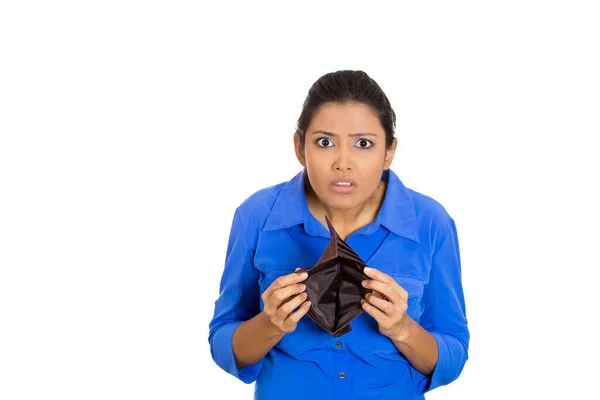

362,280,400,304
363,268,408,298
363,267,393,284
270,282,307,309
278,292,308,318
285,301,311,324
370,289,387,300
365,293,395,316
263,271,308,301
361,298,391,325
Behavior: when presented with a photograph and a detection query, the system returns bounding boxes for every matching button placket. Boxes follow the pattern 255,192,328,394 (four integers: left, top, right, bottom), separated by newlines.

333,349,352,399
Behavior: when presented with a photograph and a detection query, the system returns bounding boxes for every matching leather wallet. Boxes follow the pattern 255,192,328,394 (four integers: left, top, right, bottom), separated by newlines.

296,215,370,337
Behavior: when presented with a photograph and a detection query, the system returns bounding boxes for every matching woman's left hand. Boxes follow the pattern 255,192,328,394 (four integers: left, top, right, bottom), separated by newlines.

361,267,411,341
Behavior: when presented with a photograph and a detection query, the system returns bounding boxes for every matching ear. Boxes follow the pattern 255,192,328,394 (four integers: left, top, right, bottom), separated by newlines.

294,133,306,167
383,137,397,170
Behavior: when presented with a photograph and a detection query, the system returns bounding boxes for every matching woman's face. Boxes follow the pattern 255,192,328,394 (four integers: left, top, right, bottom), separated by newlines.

294,102,397,211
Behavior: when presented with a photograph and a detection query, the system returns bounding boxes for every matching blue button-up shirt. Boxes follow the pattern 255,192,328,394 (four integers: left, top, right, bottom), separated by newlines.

208,168,469,400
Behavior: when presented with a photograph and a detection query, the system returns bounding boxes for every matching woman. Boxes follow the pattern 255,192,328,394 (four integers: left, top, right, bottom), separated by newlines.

208,70,469,399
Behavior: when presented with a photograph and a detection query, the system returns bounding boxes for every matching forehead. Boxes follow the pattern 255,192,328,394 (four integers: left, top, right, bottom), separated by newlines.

308,102,384,135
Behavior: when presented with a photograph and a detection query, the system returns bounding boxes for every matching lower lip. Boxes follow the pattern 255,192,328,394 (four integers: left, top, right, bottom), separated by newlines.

330,183,356,194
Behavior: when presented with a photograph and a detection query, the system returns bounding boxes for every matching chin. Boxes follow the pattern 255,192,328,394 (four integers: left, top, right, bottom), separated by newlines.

322,196,362,211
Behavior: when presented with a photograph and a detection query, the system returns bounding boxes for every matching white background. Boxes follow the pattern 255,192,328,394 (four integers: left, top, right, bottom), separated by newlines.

1,1,599,399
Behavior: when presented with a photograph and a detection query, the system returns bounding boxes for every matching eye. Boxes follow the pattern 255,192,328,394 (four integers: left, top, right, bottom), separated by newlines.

356,139,373,149
316,137,334,147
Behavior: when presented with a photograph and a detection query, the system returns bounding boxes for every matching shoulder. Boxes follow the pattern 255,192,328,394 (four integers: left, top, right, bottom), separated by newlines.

238,182,285,216
387,169,454,235
408,188,452,221
407,187,455,239
232,180,288,249
235,181,285,225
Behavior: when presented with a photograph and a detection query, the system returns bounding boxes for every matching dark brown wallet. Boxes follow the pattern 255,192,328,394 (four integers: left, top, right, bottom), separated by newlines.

296,216,370,337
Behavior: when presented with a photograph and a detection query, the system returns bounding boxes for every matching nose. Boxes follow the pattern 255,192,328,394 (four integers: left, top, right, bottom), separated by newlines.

333,145,352,172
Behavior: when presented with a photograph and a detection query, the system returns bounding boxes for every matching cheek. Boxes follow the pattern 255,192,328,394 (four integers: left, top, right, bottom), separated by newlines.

305,149,328,166
307,174,329,196
305,157,329,183
359,149,386,165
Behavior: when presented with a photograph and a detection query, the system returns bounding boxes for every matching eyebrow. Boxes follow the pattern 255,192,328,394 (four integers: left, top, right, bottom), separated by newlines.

311,130,379,138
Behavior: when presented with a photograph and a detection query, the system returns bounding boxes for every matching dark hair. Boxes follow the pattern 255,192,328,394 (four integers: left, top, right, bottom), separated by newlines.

295,70,396,149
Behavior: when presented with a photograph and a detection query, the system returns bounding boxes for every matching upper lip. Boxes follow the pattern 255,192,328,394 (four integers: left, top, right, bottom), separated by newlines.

331,178,356,186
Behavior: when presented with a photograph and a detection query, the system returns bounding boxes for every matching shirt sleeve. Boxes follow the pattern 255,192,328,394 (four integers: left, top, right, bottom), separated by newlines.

411,217,470,394
208,208,263,384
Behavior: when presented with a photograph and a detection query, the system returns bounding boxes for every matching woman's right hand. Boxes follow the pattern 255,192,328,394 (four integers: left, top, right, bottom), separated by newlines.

261,270,311,335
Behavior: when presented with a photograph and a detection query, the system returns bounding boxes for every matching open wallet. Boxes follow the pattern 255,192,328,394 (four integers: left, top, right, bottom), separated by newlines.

296,215,370,337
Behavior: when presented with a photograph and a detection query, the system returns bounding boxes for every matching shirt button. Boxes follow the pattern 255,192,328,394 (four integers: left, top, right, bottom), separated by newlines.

335,341,342,348
339,372,346,379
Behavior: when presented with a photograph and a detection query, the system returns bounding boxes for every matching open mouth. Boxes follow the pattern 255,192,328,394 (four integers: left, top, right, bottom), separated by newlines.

331,180,356,194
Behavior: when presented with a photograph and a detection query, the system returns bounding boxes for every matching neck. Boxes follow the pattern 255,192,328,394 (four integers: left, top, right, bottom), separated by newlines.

305,178,387,238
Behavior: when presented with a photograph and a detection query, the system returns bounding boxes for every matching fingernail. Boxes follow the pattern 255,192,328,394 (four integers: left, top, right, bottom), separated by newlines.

364,267,371,273
362,280,368,287
299,284,306,291
302,292,307,298
300,272,308,278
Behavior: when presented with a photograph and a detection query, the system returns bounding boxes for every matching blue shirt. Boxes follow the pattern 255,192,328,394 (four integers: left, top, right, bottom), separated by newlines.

208,168,469,400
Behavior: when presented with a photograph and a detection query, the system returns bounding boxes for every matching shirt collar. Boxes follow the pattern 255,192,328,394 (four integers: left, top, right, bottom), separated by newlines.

262,168,419,243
